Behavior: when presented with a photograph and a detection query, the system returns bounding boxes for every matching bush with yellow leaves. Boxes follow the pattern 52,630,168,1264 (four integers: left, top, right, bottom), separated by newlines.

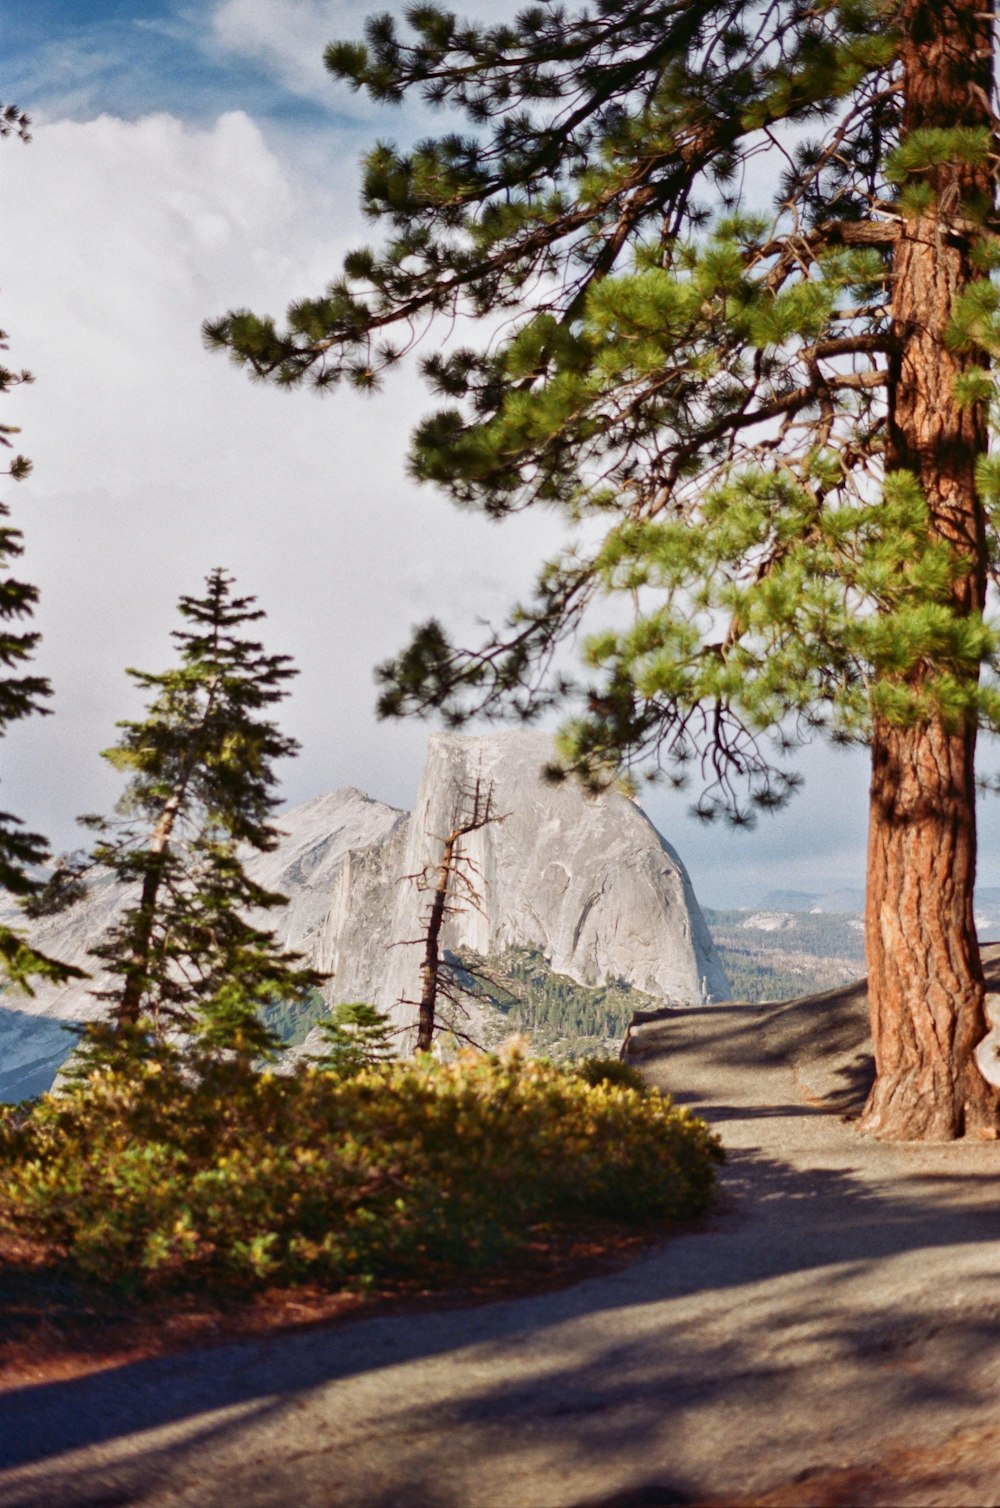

0,1044,722,1289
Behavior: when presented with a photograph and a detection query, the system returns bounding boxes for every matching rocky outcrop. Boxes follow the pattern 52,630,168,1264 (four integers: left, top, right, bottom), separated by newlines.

0,736,728,1098
320,732,729,1026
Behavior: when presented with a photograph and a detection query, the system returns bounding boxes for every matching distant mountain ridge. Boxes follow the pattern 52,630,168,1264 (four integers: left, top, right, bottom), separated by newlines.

752,883,1000,932
758,888,865,913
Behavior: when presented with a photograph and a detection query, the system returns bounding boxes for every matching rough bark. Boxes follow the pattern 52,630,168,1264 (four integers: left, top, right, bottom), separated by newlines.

863,718,997,1137
860,0,1000,1137
414,832,456,1054
410,775,501,1053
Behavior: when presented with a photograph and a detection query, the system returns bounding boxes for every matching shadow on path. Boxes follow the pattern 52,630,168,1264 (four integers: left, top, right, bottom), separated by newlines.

5,961,1000,1505
2,1143,999,1491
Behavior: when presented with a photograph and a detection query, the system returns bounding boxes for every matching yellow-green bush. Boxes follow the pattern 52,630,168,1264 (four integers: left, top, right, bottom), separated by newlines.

0,1050,722,1289
574,1055,649,1093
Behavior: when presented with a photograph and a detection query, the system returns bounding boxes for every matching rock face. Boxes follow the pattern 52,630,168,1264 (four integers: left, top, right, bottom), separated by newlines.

0,734,728,1099
320,732,728,1026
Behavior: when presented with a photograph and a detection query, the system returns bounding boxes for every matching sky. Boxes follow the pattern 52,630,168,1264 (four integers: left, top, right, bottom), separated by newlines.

3,0,996,910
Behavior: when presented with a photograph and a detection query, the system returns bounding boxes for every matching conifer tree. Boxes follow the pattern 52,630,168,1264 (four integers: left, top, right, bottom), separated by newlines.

0,103,81,993
314,1000,396,1076
207,2,1000,1138
75,569,323,1058
0,348,78,992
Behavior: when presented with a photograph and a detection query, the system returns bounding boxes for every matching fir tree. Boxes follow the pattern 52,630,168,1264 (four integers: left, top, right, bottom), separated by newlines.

0,105,81,993
75,569,323,1058
207,1,1000,1139
314,1000,396,1076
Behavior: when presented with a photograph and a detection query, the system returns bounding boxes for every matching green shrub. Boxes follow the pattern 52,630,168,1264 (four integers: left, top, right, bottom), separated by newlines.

574,1056,648,1093
0,1049,722,1290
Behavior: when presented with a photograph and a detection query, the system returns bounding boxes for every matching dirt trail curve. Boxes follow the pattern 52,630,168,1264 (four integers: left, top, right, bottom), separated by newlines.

4,956,1000,1507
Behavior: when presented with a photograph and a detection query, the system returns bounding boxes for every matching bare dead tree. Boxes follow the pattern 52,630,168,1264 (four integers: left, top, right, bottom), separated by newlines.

397,773,506,1052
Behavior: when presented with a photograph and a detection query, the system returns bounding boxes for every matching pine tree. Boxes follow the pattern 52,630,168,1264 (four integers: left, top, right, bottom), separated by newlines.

77,569,323,1059
206,2,1000,1139
0,103,81,993
314,1000,396,1076
0,354,77,991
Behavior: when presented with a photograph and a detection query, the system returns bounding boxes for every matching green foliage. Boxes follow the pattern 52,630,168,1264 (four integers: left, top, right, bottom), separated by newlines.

0,1050,722,1288
885,127,993,184
704,908,866,1000
205,0,1000,825
0,147,82,990
260,987,331,1047
450,946,654,1053
708,948,845,1002
48,570,324,1054
311,1000,397,1076
574,1056,649,1094
948,282,1000,357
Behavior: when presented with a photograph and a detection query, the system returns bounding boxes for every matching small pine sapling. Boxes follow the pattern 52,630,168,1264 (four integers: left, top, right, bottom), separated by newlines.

313,1000,396,1077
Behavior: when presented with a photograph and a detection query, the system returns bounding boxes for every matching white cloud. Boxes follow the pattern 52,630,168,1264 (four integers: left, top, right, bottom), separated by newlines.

2,18,997,912
206,0,381,110
0,109,565,859
203,0,529,118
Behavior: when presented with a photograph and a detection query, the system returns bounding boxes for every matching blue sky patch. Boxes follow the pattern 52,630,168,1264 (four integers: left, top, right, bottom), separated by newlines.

4,1,340,128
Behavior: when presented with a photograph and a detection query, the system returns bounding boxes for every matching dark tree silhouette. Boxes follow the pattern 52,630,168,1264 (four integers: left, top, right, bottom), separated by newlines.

399,774,504,1052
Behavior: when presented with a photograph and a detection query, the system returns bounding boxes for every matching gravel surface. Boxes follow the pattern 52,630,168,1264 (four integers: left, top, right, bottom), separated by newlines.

3,958,1000,1507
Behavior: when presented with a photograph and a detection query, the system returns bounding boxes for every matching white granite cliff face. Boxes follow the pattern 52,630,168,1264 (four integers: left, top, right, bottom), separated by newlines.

318,732,728,1028
0,736,728,1098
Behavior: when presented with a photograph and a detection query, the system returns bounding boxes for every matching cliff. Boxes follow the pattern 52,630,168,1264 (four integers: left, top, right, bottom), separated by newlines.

319,732,728,1026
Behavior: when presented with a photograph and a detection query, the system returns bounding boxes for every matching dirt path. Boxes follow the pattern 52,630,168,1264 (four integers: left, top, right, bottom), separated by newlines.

3,968,1000,1507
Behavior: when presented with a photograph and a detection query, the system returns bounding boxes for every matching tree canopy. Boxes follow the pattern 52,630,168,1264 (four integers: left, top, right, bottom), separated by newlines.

205,0,1000,816
206,0,1000,1137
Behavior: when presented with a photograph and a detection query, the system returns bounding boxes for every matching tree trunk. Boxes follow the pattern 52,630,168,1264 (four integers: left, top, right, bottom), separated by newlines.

862,716,998,1137
415,835,455,1053
116,673,223,1029
860,0,1000,1137
117,794,181,1027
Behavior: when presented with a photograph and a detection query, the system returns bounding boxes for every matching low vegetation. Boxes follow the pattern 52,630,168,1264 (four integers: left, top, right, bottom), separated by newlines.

452,945,655,1058
0,1045,722,1292
0,577,722,1303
